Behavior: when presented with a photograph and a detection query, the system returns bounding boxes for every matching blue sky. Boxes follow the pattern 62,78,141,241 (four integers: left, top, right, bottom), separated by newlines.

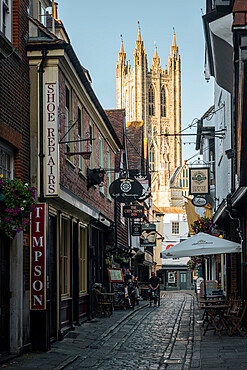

57,0,213,162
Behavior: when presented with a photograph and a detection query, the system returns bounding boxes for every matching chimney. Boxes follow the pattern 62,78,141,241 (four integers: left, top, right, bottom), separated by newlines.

54,2,58,20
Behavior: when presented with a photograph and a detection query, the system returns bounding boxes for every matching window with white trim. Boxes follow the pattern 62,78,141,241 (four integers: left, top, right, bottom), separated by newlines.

99,133,104,194
61,217,70,296
0,142,13,180
79,226,87,293
0,0,12,40
78,106,85,173
89,121,95,168
171,221,179,235
107,147,111,199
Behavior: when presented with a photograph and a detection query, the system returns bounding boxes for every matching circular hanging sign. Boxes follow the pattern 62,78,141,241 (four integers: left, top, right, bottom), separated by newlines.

192,196,207,207
109,178,143,203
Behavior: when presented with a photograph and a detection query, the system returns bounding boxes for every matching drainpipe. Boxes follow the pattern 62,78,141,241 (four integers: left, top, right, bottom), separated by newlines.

38,48,48,202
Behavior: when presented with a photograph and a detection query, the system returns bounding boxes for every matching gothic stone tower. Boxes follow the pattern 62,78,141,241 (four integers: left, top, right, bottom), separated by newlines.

116,28,182,207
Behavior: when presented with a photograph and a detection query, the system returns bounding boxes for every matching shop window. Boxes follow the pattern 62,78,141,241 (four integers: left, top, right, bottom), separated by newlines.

79,226,87,293
61,218,70,296
171,221,179,235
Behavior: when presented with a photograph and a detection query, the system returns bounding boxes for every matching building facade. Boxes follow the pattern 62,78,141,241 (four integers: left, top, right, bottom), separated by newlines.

0,0,31,357
116,28,182,207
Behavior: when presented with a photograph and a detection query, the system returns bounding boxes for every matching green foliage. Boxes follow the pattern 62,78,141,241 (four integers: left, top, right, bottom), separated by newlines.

191,216,212,235
0,177,36,238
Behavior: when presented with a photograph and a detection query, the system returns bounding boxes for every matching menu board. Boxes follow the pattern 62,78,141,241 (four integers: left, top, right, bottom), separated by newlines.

112,282,125,308
108,268,124,282
200,280,218,296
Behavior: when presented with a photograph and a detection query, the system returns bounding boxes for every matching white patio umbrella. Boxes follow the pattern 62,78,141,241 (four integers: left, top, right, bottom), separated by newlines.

161,233,241,298
161,232,241,259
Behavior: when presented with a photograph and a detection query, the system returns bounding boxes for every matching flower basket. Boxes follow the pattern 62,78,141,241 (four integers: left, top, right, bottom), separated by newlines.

0,177,37,238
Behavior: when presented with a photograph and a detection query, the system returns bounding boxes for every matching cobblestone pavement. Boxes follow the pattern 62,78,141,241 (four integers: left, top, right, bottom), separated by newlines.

2,291,247,369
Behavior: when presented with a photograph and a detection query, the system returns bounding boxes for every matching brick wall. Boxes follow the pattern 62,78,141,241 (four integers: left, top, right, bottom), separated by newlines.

0,0,30,182
58,69,115,221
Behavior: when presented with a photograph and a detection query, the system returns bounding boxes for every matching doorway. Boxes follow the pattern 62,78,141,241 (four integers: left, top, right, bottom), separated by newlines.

180,273,187,290
0,233,10,354
47,214,57,342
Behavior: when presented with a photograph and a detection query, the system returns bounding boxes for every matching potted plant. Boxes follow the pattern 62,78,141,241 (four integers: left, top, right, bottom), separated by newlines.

0,176,37,238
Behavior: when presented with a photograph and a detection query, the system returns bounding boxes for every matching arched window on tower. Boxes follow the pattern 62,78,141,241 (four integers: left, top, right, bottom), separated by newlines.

149,85,155,116
161,86,166,117
149,145,155,172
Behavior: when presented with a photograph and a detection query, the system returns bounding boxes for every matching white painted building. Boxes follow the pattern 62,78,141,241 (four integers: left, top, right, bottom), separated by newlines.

156,207,193,290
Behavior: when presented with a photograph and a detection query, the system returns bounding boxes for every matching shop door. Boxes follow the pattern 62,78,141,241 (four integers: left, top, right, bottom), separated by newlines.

0,233,9,354
180,273,187,290
47,214,57,342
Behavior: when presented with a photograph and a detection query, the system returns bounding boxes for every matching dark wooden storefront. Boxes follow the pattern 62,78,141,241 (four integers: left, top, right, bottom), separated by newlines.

0,233,10,354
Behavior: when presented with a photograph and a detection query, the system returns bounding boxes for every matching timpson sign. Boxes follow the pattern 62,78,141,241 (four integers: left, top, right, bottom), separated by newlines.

45,83,59,196
30,204,46,310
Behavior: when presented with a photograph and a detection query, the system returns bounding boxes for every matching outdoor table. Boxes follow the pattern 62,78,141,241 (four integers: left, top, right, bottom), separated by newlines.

202,304,230,336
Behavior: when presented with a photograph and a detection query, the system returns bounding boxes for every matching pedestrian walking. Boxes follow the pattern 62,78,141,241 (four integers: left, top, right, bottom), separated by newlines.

148,272,160,307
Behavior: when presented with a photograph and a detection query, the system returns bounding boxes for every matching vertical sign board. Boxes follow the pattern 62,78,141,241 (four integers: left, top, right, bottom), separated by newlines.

189,167,210,195
45,83,59,196
30,204,46,310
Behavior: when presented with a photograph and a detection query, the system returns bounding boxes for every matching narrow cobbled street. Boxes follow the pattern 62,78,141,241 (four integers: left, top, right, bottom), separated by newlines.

3,292,247,370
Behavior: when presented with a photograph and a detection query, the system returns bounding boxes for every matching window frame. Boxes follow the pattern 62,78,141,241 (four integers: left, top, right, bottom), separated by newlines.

61,217,71,296
0,142,14,180
171,221,180,235
79,225,87,294
99,133,104,195
148,85,155,116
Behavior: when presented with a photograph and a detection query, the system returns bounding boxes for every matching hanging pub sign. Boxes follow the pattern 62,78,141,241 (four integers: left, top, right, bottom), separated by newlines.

123,204,144,218
189,167,210,195
192,195,207,207
109,178,143,203
140,223,157,247
134,174,151,201
132,223,142,236
30,204,46,310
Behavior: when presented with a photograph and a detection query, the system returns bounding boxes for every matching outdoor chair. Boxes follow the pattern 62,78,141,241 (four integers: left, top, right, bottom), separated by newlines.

225,301,247,336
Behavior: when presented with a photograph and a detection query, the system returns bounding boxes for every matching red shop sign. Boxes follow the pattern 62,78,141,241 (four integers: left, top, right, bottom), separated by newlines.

30,204,46,310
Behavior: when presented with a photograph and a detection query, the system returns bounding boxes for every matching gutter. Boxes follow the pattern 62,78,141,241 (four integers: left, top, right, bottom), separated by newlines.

38,47,48,202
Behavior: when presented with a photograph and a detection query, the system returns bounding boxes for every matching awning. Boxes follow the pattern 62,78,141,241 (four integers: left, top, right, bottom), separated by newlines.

161,232,241,258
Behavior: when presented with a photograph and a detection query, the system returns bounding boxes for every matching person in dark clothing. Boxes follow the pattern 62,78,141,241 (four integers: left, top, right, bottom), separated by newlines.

148,272,160,306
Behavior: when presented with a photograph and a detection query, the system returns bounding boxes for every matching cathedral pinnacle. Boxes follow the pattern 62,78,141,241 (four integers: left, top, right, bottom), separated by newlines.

154,42,158,58
137,21,142,41
120,34,124,53
172,27,177,47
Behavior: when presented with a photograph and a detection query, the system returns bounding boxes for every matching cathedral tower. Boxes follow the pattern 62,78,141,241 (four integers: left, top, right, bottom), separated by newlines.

116,28,182,207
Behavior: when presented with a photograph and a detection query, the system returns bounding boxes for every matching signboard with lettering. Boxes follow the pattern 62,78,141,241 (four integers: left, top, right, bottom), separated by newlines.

30,204,46,310
45,83,59,196
123,205,144,218
132,223,142,236
189,167,210,195
109,178,143,203
140,223,156,247
108,268,124,282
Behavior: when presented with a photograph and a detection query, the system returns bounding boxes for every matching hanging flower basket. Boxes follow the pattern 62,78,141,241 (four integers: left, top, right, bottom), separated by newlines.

0,176,37,238
191,216,212,235
81,152,91,160
187,256,203,270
